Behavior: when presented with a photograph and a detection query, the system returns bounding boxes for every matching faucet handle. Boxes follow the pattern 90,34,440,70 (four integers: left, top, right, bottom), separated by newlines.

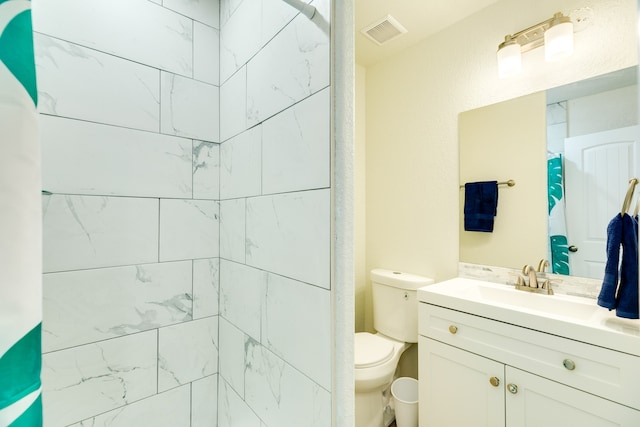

508,272,525,287
542,278,562,295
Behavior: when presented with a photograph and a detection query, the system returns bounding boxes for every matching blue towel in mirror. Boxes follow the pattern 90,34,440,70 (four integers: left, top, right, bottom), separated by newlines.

464,181,499,233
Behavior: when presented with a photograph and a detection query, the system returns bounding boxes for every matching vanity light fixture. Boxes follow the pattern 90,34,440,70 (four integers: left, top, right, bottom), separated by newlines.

497,12,574,79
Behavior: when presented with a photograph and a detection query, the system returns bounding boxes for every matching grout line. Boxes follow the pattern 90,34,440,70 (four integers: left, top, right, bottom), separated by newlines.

38,112,211,144
44,257,217,275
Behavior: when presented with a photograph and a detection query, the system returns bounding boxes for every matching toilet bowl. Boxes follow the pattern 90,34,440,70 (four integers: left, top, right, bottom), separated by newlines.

355,332,409,393
354,269,433,427
355,332,411,427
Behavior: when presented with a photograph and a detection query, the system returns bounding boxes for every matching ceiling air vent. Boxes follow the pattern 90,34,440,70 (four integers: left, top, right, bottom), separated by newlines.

361,15,408,46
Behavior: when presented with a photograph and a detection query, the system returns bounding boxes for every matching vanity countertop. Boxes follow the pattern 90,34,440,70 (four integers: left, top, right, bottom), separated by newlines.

418,277,640,357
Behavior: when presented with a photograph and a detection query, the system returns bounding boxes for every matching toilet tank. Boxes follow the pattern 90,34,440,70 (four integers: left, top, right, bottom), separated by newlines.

371,269,434,343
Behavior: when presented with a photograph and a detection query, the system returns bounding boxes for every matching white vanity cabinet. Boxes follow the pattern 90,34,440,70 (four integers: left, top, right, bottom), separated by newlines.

419,336,505,426
418,303,640,427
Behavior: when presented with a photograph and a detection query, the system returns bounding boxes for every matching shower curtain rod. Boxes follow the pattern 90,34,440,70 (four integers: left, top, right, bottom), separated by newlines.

282,0,316,19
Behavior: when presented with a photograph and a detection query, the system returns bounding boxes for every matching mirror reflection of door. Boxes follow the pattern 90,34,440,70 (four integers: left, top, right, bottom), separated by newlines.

564,125,640,278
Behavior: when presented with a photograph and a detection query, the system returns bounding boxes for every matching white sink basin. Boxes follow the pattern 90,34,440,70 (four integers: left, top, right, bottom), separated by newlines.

459,280,600,320
418,277,640,356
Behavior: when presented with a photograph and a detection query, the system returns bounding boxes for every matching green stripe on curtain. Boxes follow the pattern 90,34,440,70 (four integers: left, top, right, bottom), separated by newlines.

0,324,42,410
8,395,42,427
0,9,37,105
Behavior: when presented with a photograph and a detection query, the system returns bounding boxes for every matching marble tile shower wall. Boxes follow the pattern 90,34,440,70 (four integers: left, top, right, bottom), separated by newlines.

217,0,332,426
33,0,221,425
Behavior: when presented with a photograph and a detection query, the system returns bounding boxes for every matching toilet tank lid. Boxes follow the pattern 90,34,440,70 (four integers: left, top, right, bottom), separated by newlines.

370,269,434,290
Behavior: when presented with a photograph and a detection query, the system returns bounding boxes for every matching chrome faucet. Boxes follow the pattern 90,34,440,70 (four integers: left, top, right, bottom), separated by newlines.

510,263,556,295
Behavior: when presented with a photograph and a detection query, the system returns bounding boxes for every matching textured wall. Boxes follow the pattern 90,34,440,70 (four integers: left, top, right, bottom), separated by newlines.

361,0,638,330
34,0,221,425
217,0,333,426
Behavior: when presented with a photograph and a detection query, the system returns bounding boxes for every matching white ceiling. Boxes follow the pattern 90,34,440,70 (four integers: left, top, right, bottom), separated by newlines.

355,0,501,67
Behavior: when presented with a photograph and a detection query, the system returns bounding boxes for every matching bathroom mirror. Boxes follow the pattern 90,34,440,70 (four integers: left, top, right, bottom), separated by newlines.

459,66,639,280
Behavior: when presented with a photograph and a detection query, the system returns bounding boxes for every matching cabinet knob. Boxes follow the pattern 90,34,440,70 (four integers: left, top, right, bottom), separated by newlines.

489,376,500,387
507,383,518,394
448,325,458,334
563,359,576,370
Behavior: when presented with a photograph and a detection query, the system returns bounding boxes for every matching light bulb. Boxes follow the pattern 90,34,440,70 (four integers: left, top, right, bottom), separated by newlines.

545,20,574,62
497,42,522,79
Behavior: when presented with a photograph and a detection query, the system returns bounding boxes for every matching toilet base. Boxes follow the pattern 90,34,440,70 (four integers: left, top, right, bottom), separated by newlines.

355,384,395,427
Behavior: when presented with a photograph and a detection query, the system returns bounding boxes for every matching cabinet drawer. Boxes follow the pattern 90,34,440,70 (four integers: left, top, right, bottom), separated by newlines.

419,303,640,410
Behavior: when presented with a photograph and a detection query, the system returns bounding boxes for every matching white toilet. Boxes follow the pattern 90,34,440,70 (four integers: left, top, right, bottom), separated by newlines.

355,269,434,427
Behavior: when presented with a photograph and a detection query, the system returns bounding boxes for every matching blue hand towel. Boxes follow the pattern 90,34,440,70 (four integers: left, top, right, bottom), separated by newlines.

597,214,639,319
598,215,623,310
464,181,498,232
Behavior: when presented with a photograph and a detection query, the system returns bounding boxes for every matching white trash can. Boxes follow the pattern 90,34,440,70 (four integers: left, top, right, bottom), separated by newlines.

391,377,418,427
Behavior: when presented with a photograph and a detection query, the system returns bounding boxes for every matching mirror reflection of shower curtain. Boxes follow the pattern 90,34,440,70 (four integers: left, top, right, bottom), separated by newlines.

547,153,570,274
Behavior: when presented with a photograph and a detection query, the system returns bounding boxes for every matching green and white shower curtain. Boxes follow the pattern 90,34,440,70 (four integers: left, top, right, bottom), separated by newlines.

0,1,42,426
548,153,570,275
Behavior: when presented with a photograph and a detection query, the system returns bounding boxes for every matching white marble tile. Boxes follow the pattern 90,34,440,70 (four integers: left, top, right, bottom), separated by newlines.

220,126,261,199
219,317,248,397
220,198,246,263
159,199,219,262
246,189,330,288
163,0,220,28
218,379,262,427
161,72,220,142
42,331,158,427
193,258,220,319
246,3,330,125
220,0,244,28
41,115,192,198
34,34,160,132
261,0,302,44
149,0,162,4
43,261,192,353
262,87,330,194
245,341,331,427
69,385,191,427
263,274,331,390
194,22,220,85
192,375,219,427
220,66,247,141
158,317,219,392
32,0,193,77
43,195,159,272
219,260,265,340
193,141,220,200
219,0,261,84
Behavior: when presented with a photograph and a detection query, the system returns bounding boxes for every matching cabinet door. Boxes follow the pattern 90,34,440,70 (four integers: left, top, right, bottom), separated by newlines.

419,337,505,427
505,367,640,427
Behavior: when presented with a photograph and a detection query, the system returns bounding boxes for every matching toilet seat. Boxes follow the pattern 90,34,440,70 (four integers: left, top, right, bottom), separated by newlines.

354,332,395,369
